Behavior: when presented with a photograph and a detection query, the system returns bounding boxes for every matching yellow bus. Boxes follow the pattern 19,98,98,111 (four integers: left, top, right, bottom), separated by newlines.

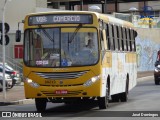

22,11,137,111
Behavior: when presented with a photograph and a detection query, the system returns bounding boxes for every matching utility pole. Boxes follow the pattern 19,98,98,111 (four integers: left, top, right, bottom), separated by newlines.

2,0,11,102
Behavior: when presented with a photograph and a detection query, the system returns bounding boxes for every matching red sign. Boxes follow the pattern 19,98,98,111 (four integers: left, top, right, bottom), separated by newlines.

14,45,23,59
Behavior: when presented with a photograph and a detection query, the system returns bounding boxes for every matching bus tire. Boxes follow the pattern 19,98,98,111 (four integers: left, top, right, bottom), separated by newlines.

98,88,109,109
111,94,119,102
35,98,47,112
120,76,129,102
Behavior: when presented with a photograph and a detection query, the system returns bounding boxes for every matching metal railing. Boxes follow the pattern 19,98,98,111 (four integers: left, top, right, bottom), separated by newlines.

113,10,160,28
0,52,23,73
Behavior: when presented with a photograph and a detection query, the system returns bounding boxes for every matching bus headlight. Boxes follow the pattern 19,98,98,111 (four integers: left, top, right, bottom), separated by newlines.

83,75,100,87
25,78,39,88
155,68,159,72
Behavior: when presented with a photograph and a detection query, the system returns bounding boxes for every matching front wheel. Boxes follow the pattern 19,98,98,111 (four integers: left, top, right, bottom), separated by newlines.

35,98,47,112
98,88,109,109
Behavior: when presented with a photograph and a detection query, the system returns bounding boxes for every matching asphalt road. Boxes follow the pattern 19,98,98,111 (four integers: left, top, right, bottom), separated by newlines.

0,77,160,120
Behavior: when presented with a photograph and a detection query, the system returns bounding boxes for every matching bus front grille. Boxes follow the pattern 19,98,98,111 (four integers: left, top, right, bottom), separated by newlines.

39,83,83,87
41,90,83,96
35,70,88,80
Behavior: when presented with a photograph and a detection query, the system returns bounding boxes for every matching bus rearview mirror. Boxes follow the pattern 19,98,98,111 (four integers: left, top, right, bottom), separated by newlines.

16,30,21,42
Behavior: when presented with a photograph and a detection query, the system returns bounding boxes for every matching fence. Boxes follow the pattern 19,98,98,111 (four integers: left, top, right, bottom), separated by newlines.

0,52,23,73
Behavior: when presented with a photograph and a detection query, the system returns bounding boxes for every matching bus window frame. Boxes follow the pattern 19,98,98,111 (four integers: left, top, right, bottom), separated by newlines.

129,29,132,52
23,26,100,68
133,30,137,51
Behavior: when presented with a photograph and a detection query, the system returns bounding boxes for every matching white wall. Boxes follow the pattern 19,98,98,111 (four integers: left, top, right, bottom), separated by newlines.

0,0,47,62
0,0,47,33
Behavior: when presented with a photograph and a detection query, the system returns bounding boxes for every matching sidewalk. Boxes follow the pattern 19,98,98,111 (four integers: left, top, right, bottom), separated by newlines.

0,83,34,106
0,71,154,106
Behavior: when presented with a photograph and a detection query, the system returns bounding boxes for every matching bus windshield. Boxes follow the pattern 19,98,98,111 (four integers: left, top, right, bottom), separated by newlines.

24,27,99,67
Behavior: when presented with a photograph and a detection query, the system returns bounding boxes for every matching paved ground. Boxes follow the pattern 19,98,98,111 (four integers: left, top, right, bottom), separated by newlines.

0,71,154,106
137,71,153,78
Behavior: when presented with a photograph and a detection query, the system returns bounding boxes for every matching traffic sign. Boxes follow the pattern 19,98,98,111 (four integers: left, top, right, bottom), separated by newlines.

0,35,9,45
0,22,10,45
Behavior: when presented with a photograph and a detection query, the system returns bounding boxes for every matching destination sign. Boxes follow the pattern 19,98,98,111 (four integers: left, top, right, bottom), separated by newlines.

28,14,93,25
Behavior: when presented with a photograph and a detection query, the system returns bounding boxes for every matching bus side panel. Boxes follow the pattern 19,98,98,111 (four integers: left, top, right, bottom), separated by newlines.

110,52,126,95
101,51,112,97
126,53,137,91
102,52,137,96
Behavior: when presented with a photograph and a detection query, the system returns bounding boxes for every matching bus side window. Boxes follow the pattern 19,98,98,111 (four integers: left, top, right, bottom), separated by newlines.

126,28,130,51
122,27,127,51
133,30,137,51
113,25,118,51
118,26,122,51
106,24,110,50
129,29,132,51
109,24,115,50
100,30,105,51
130,29,135,51
108,24,114,50
125,28,128,51
121,27,124,51
111,25,115,50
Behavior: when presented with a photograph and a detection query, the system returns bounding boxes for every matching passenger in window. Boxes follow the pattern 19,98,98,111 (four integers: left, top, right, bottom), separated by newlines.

85,32,94,48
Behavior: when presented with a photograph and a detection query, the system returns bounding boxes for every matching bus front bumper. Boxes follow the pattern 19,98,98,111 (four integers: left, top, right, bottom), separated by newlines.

24,81,101,99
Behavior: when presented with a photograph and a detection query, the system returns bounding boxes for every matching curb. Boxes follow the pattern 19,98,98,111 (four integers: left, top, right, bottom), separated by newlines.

0,99,34,106
137,76,154,82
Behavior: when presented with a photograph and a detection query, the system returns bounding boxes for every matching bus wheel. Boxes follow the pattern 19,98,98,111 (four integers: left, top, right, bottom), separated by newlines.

111,94,119,102
98,88,109,109
35,98,47,112
120,77,129,102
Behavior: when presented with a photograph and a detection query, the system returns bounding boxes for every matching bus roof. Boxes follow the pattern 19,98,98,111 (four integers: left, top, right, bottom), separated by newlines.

26,10,134,28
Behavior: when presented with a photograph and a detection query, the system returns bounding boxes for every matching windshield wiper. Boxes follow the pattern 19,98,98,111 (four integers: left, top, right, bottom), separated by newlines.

38,25,54,43
68,24,82,43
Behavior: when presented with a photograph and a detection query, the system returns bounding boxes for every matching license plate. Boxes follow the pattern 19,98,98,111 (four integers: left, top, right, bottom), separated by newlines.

55,90,68,94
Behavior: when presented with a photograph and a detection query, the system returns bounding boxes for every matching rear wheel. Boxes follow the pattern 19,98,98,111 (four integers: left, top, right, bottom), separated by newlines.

119,76,129,102
111,94,120,102
35,98,47,112
119,92,128,102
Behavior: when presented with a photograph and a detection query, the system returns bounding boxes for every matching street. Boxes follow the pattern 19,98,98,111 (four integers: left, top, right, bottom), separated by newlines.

0,76,160,119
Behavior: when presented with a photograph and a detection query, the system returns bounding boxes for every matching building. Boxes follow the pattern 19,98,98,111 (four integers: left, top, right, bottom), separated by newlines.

0,0,47,71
